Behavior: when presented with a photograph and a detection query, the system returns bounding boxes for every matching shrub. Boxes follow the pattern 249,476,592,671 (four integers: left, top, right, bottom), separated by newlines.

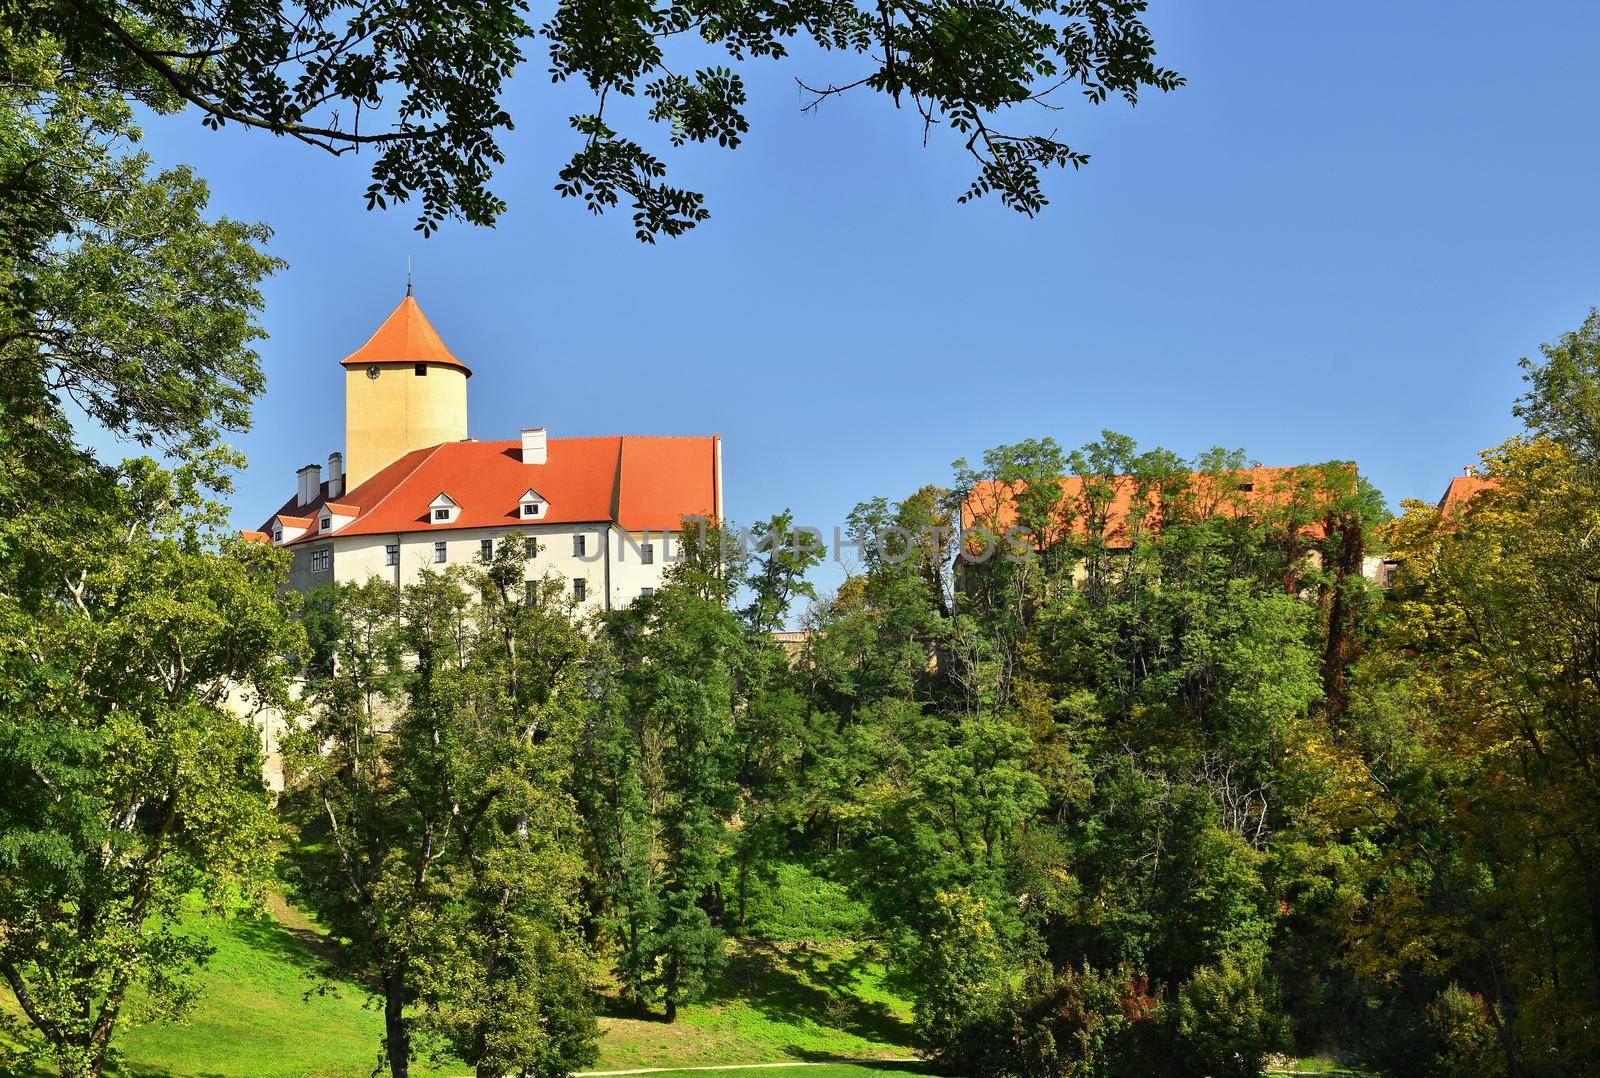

1162,959,1290,1078
1422,983,1502,1078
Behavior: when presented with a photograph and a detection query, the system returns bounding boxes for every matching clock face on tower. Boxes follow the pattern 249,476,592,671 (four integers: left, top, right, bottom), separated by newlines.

366,365,380,380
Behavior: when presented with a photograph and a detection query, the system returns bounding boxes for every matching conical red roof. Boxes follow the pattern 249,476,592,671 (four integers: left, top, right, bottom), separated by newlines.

340,295,471,375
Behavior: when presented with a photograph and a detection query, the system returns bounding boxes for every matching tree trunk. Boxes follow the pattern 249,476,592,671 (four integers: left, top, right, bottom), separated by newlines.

384,968,410,1078
1319,517,1363,722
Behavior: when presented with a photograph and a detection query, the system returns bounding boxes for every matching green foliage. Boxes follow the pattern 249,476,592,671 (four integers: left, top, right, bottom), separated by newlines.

1513,307,1600,468
783,433,1385,1074
973,962,1160,1078
904,889,1005,1056
0,33,297,1078
1,35,280,468
581,580,743,1020
1164,959,1290,1078
4,0,1181,236
741,510,826,634
0,465,301,1078
736,862,871,943
283,550,597,1078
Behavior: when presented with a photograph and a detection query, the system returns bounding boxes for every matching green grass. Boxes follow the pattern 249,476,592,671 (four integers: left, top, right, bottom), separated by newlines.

0,896,464,1078
595,1062,934,1068
593,939,915,1070
1262,1052,1375,1076
2,895,918,1078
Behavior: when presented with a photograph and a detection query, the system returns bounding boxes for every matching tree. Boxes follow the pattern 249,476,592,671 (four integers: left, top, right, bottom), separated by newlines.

740,510,824,635
582,575,746,1020
283,576,424,1078
1,36,279,517
0,460,301,1078
1346,438,1600,1072
7,0,1183,236
412,547,598,1078
578,513,820,1020
0,37,296,1078
286,550,597,1078
787,435,1359,1071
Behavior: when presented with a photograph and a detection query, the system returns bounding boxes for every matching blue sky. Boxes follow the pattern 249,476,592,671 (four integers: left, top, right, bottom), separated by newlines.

128,0,1600,594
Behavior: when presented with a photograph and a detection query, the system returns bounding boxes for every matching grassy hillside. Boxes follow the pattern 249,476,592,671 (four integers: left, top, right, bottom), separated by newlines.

1,882,919,1078
595,938,913,1070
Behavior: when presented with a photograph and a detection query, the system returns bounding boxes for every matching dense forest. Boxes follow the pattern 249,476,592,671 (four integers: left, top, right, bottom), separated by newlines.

23,326,1600,1077
10,315,1600,1076
277,333,1600,1078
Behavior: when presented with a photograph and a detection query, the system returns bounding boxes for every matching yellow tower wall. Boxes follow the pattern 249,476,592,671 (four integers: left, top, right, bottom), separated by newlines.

344,363,468,489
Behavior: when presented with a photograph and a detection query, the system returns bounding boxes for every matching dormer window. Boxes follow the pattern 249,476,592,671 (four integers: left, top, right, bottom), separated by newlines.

428,492,460,525
271,514,311,545
319,503,358,535
518,489,546,520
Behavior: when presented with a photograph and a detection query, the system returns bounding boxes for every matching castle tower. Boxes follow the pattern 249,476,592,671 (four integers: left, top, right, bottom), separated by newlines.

341,294,471,489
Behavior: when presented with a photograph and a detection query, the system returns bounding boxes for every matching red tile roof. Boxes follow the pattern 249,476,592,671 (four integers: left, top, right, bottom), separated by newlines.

962,465,1353,549
341,296,471,376
260,435,719,544
1438,473,1498,516
240,530,271,544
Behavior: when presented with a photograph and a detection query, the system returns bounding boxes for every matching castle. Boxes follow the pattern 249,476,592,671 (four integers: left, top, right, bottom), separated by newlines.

245,293,722,607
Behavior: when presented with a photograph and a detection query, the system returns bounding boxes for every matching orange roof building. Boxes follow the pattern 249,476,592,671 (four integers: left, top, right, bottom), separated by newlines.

1438,471,1498,516
961,465,1356,550
254,293,722,609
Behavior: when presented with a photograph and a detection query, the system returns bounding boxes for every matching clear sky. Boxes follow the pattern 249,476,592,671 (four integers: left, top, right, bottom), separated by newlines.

127,0,1600,594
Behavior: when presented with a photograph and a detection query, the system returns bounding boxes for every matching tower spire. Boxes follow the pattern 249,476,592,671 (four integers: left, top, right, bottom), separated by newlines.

406,255,413,297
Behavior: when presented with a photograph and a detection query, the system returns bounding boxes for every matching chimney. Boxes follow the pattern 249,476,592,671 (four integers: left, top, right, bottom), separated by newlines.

297,463,322,507
327,452,344,500
521,427,547,465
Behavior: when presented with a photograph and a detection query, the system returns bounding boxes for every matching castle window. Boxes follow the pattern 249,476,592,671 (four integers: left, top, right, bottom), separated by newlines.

434,541,447,563
386,543,399,566
434,508,450,521
524,537,537,559
480,538,493,563
573,578,586,601
414,363,427,376
573,534,586,558
640,587,654,599
311,548,331,573
641,541,654,565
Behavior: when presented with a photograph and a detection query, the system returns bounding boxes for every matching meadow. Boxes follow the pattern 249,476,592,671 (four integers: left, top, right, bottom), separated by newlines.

4,880,923,1078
